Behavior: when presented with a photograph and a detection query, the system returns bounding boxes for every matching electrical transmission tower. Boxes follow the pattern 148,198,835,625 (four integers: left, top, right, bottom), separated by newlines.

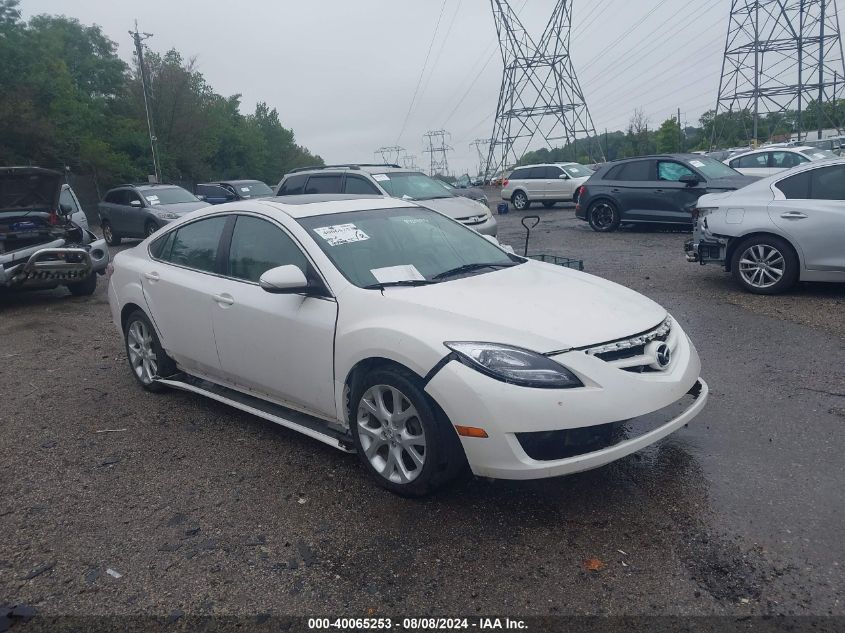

713,0,845,147
374,146,405,165
470,139,490,177
423,130,453,177
402,154,420,170
484,0,602,180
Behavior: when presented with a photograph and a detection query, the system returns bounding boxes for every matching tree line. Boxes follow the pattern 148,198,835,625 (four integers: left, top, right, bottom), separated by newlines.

0,0,322,193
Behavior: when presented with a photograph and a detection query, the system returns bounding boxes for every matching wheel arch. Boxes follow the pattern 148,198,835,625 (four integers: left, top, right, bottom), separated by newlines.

510,188,529,202
724,231,803,273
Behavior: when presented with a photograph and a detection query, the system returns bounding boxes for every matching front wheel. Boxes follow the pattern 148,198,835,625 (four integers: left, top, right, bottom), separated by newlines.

350,368,466,496
102,221,121,246
144,221,159,238
123,310,176,392
511,191,530,211
588,200,621,232
730,235,798,295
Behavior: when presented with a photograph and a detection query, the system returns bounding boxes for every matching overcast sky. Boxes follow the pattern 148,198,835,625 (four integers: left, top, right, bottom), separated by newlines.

23,0,732,175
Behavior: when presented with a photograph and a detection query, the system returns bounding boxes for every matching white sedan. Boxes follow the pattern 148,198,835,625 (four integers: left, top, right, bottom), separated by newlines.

725,146,838,177
109,195,708,496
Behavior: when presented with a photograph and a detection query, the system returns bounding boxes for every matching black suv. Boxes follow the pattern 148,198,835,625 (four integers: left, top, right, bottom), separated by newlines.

575,154,757,232
195,180,273,204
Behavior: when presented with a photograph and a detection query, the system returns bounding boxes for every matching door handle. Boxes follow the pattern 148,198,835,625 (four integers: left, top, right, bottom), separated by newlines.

143,271,160,282
654,189,665,193
212,293,234,306
780,212,808,219
611,188,621,193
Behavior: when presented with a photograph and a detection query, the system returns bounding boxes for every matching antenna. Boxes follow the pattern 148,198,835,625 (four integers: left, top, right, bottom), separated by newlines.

485,0,603,180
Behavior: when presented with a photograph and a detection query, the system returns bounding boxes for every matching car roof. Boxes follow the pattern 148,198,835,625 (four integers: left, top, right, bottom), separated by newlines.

285,164,409,177
201,179,264,186
513,162,580,168
251,194,417,219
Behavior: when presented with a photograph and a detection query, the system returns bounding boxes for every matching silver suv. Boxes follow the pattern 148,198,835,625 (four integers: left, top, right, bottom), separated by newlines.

276,164,497,236
501,163,594,211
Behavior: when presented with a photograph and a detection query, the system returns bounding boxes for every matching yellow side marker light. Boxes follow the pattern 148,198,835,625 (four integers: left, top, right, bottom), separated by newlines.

454,426,489,439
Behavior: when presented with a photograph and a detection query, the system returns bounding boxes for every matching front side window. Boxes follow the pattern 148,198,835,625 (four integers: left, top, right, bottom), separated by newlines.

305,175,343,195
162,216,227,273
810,165,845,200
299,207,519,288
544,166,564,178
227,216,309,283
373,172,453,201
657,161,696,181
344,176,381,195
105,190,127,204
141,187,198,206
128,191,145,208
278,174,307,196
771,152,802,169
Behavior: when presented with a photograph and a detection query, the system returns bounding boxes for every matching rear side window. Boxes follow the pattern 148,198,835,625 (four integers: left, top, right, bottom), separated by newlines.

305,175,343,194
227,216,309,283
732,153,767,169
810,165,845,200
509,168,530,180
162,216,227,273
528,167,546,179
607,161,652,181
344,176,381,195
775,171,811,199
277,174,307,196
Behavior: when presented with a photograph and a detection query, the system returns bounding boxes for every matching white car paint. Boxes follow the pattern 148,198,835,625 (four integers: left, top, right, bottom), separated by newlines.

725,146,838,177
109,196,707,487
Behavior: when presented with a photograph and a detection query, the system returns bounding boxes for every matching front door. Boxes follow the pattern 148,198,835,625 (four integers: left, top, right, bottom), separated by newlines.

545,166,571,200
769,164,845,272
141,215,229,377
210,214,338,417
653,160,706,223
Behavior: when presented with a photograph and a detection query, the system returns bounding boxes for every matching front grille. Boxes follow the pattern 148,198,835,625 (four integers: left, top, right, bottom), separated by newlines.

583,317,675,373
457,214,487,226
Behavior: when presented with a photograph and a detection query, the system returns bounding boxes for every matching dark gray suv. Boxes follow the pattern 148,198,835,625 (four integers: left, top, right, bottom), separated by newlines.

98,184,210,245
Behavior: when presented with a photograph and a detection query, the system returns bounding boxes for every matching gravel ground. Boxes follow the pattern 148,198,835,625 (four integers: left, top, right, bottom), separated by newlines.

1,198,844,620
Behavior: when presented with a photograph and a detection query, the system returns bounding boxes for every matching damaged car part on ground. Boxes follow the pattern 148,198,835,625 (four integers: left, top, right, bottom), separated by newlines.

108,194,708,496
0,167,109,296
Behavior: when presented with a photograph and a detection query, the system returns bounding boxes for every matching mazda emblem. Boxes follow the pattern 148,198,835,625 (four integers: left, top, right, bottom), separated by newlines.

656,343,672,368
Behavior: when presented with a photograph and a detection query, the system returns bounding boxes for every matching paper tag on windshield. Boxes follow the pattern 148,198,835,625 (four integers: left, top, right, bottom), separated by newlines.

371,265,425,284
373,174,390,182
690,160,705,168
314,223,370,246
146,195,160,206
240,187,250,192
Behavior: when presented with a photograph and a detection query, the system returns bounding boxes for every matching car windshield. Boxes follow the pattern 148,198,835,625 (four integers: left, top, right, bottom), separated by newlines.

232,181,273,197
142,187,199,205
562,164,594,178
298,207,520,288
372,172,454,201
686,156,741,179
804,149,838,161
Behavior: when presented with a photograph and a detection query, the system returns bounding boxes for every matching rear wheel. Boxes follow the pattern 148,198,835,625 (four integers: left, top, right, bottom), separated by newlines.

350,368,466,497
67,273,97,297
123,310,176,392
511,191,530,211
730,235,798,295
102,221,121,246
588,200,621,232
144,221,159,239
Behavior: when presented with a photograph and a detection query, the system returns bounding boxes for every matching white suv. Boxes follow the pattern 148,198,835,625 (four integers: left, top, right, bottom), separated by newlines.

501,163,594,210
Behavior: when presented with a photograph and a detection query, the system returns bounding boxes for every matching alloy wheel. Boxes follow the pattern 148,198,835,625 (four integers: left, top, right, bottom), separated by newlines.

738,244,785,289
145,223,158,238
126,319,158,385
103,223,114,242
513,193,528,210
357,385,427,484
591,203,616,229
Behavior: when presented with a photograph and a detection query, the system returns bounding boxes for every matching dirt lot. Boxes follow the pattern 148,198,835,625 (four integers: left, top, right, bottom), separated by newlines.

1,200,844,619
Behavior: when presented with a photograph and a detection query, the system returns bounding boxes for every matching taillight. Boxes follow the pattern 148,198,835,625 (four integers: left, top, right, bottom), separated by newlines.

577,185,586,200
502,179,509,187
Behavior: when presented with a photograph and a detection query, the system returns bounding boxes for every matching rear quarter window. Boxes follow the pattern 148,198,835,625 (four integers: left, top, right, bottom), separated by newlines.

277,174,307,196
775,171,811,199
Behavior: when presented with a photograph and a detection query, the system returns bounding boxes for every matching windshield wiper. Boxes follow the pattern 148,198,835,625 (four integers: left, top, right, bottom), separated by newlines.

432,262,518,280
363,280,438,290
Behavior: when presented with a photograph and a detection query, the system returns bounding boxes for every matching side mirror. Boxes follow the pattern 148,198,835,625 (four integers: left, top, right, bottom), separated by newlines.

259,265,310,294
130,199,143,207
680,174,700,187
196,194,206,201
558,173,570,179
59,203,74,215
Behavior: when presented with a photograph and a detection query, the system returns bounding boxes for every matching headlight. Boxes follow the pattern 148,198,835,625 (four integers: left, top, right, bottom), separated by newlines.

155,211,179,220
445,342,583,389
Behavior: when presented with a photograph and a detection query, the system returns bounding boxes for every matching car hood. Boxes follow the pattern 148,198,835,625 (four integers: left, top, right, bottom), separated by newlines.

0,167,62,217
416,195,489,220
153,201,211,214
368,261,667,352
707,175,759,191
453,187,487,201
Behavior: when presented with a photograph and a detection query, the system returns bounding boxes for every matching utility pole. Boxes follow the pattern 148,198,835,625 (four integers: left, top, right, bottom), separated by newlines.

422,130,453,177
470,139,490,178
130,20,160,183
484,0,603,180
713,0,845,148
678,107,683,152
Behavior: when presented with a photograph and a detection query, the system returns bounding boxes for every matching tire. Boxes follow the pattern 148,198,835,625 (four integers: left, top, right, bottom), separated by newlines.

102,221,121,246
67,273,97,297
730,235,799,295
588,200,621,232
350,367,467,497
511,191,530,211
542,201,556,209
123,310,176,392
144,221,159,238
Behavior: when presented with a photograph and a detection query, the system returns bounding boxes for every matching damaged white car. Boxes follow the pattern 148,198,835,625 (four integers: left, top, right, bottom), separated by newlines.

109,195,708,496
0,167,109,295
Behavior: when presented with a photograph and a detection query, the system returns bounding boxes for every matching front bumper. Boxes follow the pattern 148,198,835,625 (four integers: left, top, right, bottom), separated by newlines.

0,235,110,289
424,323,706,480
462,215,498,236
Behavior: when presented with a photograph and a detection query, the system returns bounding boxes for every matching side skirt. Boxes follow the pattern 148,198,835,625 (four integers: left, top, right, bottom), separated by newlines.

156,374,355,453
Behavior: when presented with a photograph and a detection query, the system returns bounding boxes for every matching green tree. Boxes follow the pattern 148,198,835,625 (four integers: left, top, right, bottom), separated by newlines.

655,117,680,153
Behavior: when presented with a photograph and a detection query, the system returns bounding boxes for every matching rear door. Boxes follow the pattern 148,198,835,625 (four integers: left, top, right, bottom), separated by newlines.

525,167,547,200
141,215,229,377
606,160,656,220
210,214,338,416
104,189,130,233
769,165,845,272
